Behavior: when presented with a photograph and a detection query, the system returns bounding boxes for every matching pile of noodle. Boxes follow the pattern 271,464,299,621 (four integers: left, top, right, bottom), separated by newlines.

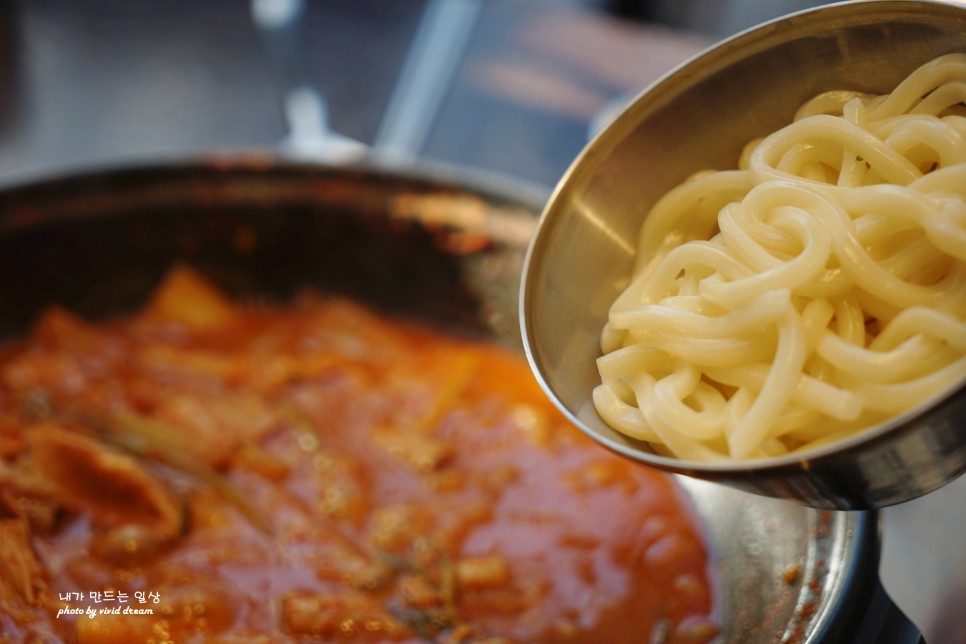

594,53,966,461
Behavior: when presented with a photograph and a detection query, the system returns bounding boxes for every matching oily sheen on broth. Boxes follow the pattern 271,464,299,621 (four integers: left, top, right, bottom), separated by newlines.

0,266,715,643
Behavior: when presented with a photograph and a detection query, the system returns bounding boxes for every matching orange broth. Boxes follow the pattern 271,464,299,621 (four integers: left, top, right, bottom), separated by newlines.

0,267,716,643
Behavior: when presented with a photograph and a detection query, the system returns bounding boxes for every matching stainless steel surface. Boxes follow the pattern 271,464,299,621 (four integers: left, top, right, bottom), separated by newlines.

520,0,966,510
675,477,877,643
0,159,877,642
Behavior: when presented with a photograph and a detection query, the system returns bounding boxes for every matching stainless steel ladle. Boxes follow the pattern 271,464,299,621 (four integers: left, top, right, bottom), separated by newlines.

519,4,966,641
520,0,966,513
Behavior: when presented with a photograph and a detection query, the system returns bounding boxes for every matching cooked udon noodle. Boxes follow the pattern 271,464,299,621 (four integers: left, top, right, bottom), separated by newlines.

594,53,966,461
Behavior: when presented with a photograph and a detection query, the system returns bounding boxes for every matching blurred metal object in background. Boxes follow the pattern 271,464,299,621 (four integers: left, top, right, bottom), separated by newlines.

251,0,366,162
372,0,483,163
252,0,487,166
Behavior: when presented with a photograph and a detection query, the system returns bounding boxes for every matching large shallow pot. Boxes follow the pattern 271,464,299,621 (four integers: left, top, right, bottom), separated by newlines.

0,159,911,642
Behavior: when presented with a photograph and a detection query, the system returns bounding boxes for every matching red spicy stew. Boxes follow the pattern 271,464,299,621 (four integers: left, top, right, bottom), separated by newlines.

0,267,716,643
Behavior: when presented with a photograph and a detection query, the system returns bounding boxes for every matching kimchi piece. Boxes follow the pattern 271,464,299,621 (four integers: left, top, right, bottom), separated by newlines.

0,266,716,643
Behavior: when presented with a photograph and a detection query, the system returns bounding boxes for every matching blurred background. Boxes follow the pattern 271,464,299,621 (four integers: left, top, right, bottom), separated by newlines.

0,0,834,190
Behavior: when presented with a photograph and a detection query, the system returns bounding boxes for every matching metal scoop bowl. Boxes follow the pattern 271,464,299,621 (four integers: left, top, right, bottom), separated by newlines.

520,0,966,510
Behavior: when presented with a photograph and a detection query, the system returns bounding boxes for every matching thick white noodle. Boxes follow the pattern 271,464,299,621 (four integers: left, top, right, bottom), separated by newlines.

595,54,966,461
